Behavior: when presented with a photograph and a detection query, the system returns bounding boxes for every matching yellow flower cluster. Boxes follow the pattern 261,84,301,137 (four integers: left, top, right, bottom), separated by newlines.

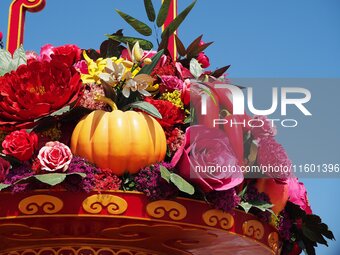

80,52,139,84
160,90,184,109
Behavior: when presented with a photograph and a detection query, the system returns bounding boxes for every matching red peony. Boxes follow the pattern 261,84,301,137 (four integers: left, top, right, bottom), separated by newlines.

2,130,38,161
0,157,10,182
51,44,82,67
0,59,82,130
38,141,72,172
144,97,184,129
39,44,81,67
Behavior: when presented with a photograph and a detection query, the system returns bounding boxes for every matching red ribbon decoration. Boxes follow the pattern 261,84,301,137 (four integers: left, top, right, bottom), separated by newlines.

6,0,46,54
6,0,177,57
162,0,178,60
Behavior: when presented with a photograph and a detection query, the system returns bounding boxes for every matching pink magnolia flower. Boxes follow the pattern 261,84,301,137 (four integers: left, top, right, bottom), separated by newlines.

288,178,312,214
197,52,210,68
251,115,277,140
38,141,72,172
171,125,243,193
0,157,10,182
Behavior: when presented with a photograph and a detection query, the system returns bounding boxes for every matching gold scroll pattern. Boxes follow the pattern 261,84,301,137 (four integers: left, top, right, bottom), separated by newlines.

202,209,235,230
242,220,265,240
146,200,187,221
18,195,63,215
1,246,157,255
268,231,280,254
82,194,128,215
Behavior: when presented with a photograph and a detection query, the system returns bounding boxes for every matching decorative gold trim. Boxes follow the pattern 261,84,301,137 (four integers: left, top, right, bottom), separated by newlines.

18,195,63,215
202,209,234,230
146,200,187,221
268,231,280,254
82,194,128,215
242,220,265,240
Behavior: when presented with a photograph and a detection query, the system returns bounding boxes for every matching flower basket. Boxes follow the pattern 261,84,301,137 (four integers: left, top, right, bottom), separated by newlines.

0,190,280,255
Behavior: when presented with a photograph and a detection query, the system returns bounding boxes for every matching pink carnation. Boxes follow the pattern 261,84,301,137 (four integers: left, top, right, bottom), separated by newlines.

257,137,292,180
288,178,312,214
251,115,277,140
38,141,72,172
161,75,184,92
74,60,89,74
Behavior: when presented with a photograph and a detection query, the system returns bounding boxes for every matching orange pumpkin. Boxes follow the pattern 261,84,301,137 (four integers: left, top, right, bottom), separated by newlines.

70,104,166,176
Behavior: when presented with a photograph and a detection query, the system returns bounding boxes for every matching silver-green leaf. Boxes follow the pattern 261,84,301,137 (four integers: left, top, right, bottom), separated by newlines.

170,173,195,195
127,101,162,119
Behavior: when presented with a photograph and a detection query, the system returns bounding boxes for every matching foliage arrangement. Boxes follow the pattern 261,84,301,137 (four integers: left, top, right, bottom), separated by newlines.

0,1,334,254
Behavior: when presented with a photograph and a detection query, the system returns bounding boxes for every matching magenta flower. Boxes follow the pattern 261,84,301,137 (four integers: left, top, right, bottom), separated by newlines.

257,137,292,180
251,115,277,140
171,125,243,193
161,75,184,91
288,178,312,214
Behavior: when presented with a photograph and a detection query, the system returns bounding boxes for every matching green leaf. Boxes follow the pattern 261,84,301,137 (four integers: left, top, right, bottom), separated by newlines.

160,165,171,183
139,49,164,75
116,9,152,36
35,173,67,186
170,173,195,195
302,225,328,246
211,65,231,78
239,202,253,213
13,45,27,68
32,172,86,186
174,35,186,56
156,0,171,27
190,58,204,79
144,0,156,21
0,45,27,76
50,105,71,117
107,35,153,50
0,183,11,191
162,0,197,38
186,35,203,57
127,101,162,119
188,42,214,59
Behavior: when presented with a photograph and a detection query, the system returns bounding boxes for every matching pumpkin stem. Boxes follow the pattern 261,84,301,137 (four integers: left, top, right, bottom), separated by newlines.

94,95,118,111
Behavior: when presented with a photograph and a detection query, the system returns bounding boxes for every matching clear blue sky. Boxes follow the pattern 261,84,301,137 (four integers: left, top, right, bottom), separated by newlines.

1,0,339,254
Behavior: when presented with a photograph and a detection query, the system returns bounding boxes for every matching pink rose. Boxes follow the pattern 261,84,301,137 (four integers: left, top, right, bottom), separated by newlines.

171,125,243,193
257,137,292,180
181,79,191,105
0,157,10,182
251,115,277,140
288,178,312,214
38,141,72,172
197,52,210,68
161,75,184,92
2,130,38,161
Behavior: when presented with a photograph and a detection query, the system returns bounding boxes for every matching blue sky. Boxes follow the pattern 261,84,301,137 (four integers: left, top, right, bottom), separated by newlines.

0,0,339,254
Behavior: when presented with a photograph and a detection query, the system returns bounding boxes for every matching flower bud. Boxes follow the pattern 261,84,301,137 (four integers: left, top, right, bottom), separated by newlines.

122,60,134,68
143,58,152,65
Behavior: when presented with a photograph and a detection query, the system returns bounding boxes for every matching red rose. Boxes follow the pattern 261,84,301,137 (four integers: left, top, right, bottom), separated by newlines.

38,141,72,172
2,130,38,161
0,58,82,130
144,97,184,129
0,157,10,182
197,52,210,68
